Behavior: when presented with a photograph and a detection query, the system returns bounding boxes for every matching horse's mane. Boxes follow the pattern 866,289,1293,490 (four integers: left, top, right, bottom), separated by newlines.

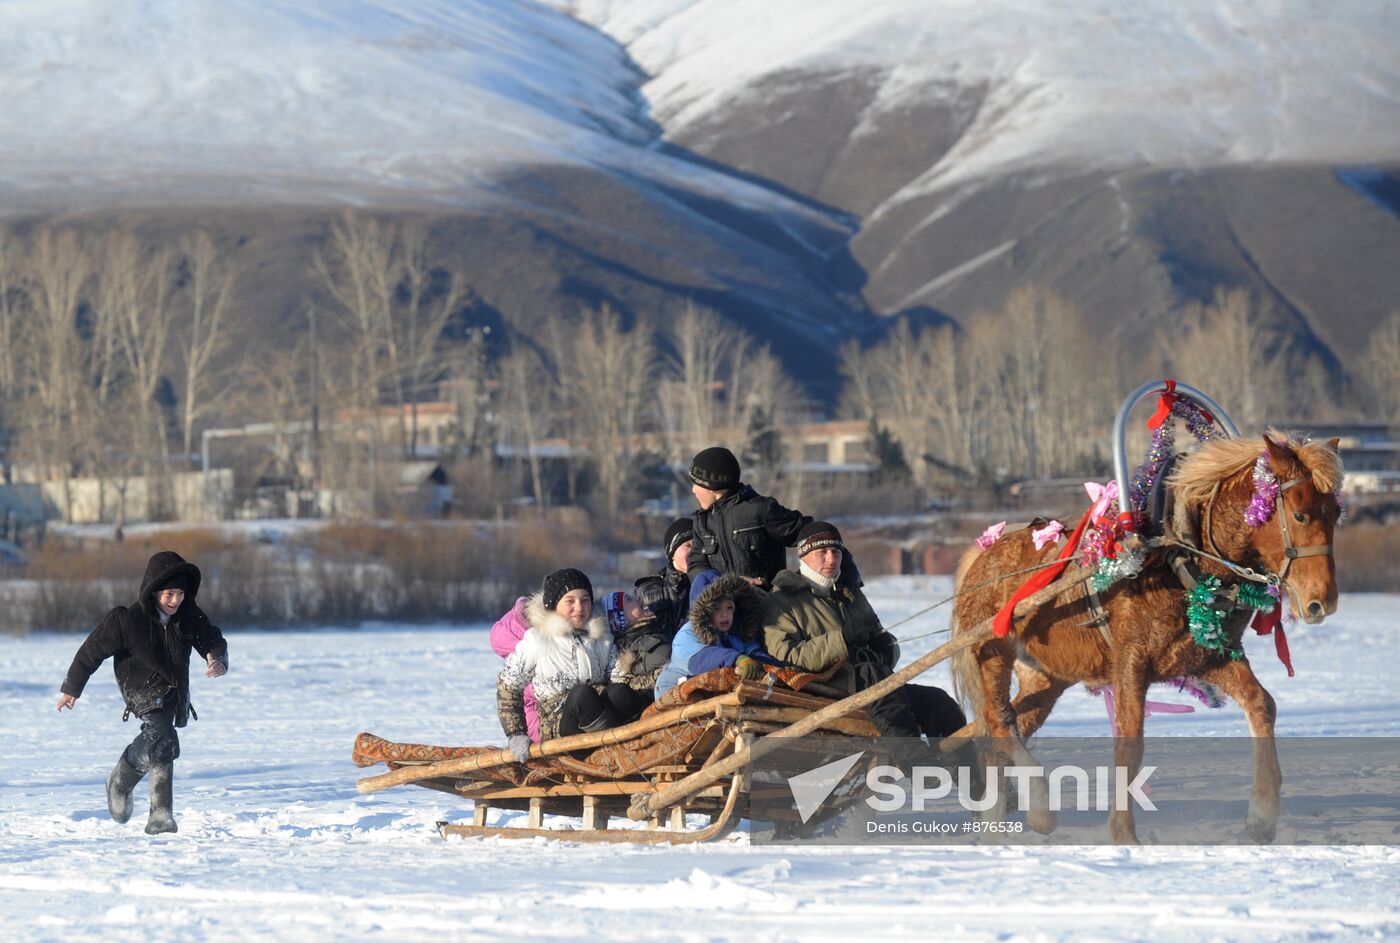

1169,429,1343,505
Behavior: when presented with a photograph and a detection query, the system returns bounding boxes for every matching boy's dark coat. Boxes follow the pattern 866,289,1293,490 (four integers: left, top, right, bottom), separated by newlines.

61,551,227,727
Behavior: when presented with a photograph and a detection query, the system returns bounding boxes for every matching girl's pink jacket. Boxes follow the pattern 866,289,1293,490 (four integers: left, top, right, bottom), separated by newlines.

490,596,541,742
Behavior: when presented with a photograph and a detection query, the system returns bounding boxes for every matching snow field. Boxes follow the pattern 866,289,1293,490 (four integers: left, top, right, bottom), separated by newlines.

1,577,1397,941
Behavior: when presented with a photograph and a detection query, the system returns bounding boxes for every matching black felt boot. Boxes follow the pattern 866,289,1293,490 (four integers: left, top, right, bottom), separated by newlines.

144,762,178,835
107,756,145,824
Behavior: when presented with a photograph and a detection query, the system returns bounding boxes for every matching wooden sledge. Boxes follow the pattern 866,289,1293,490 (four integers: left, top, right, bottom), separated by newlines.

351,568,1085,844
355,678,880,844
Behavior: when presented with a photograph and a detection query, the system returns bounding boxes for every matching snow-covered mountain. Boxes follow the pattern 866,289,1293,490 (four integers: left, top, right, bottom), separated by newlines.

568,0,1400,193
561,0,1400,370
2,0,1398,395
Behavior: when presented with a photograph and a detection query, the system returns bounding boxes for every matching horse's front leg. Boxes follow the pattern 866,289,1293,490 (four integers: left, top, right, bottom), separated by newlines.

1108,656,1148,844
1199,657,1280,843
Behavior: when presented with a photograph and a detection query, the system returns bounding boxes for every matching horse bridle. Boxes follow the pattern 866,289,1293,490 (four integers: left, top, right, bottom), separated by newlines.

1200,475,1335,584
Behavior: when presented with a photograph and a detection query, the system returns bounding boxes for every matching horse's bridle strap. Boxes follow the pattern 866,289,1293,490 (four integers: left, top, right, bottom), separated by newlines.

1275,477,1334,579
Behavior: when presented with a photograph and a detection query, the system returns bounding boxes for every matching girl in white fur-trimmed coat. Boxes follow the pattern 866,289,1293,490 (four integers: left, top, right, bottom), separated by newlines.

496,568,630,762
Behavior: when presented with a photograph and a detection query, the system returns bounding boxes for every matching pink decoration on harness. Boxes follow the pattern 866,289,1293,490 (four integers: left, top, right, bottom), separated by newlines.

1031,519,1065,550
1084,480,1119,525
977,521,1007,550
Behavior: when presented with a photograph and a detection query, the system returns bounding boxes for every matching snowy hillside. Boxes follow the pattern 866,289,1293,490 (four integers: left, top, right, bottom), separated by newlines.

2,578,1397,941
3,0,1398,394
568,0,1400,198
0,0,817,222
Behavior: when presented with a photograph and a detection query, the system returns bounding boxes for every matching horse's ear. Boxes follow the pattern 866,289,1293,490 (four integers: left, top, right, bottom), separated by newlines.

1327,436,1341,452
1263,434,1295,472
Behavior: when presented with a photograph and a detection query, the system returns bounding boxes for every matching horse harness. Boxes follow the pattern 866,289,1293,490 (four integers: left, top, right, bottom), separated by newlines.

1079,468,1334,651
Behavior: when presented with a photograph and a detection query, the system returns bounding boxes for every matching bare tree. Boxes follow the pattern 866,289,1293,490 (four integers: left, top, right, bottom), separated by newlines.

179,231,236,457
0,228,22,397
499,343,553,512
97,232,179,516
1360,310,1400,427
315,212,398,413
17,229,92,515
552,306,655,518
664,303,734,456
1167,287,1281,431
399,220,463,456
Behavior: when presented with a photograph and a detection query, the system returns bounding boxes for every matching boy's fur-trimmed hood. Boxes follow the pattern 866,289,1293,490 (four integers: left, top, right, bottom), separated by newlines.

689,573,765,645
523,592,609,640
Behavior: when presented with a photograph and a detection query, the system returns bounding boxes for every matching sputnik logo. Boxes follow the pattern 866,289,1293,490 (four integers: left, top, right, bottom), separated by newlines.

786,751,865,824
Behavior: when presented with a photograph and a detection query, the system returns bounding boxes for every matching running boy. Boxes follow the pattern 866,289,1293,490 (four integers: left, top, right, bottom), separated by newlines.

56,550,228,835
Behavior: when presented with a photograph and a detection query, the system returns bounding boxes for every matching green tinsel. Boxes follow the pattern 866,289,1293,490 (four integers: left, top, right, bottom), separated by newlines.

1233,580,1278,611
1092,557,1124,593
1185,575,1243,660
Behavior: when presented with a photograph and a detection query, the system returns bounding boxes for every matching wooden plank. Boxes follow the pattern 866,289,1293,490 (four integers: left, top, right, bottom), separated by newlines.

528,798,543,829
457,781,729,800
716,704,879,737
668,805,686,830
359,693,741,794
439,774,744,845
472,802,489,827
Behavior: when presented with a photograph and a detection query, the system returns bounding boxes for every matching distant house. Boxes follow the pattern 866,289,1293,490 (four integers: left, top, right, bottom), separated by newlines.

397,462,454,518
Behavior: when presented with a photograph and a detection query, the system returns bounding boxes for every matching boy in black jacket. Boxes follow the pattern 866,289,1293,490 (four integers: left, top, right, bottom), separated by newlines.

56,550,228,835
686,446,811,589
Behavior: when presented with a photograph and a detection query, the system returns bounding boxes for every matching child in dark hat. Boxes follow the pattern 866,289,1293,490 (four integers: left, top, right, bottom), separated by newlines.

497,568,636,763
633,516,694,637
686,446,811,590
605,582,675,707
56,550,228,835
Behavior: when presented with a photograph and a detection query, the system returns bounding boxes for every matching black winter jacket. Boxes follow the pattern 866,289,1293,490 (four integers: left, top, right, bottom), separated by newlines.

611,614,673,693
687,484,810,588
634,564,690,638
60,551,227,727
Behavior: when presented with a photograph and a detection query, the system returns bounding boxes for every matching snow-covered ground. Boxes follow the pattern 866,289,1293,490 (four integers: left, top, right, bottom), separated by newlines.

2,577,1396,941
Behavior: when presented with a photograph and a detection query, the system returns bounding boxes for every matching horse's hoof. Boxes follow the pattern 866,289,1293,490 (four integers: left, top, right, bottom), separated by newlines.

1108,814,1140,845
1027,808,1057,835
1247,811,1277,844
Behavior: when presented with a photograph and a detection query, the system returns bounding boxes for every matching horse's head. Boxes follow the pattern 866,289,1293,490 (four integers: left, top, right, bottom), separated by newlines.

1249,435,1344,623
1171,432,1344,625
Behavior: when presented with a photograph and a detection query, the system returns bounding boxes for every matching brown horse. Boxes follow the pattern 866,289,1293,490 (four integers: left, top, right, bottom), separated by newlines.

950,433,1343,843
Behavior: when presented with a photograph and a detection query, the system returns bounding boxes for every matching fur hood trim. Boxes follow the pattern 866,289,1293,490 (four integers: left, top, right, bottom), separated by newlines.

689,573,765,645
524,592,609,640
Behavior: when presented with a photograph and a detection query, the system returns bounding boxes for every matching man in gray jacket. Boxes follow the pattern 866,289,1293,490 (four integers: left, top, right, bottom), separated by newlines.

764,522,965,742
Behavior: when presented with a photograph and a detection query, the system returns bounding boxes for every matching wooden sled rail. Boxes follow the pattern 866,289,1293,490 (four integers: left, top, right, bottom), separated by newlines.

626,565,1090,820
356,695,736,794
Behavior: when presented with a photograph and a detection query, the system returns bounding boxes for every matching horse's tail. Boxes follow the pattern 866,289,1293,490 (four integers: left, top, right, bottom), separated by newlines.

949,545,988,729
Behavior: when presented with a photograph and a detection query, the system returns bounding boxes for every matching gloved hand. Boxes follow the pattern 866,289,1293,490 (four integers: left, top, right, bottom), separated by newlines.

508,734,533,764
735,655,763,681
842,613,878,647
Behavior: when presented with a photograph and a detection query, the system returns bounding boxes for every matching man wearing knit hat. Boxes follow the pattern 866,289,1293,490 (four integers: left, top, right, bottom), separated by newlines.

764,522,966,744
687,446,810,590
